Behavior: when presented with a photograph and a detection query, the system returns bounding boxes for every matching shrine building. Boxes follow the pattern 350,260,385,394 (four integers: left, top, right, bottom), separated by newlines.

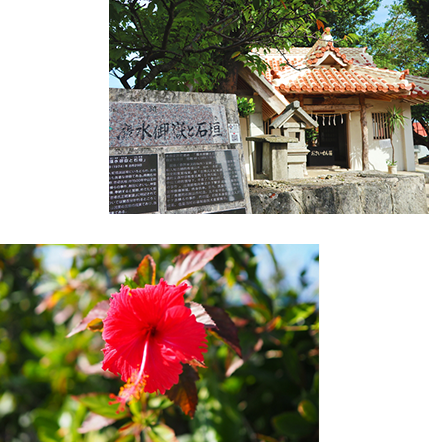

237,28,429,180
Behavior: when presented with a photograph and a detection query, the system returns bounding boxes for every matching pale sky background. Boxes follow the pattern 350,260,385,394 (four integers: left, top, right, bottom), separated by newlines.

372,0,396,24
109,0,396,88
254,244,319,303
37,244,319,304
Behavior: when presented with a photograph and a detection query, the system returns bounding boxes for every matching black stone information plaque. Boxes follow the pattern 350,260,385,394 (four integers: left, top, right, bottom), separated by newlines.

109,154,158,214
165,150,244,211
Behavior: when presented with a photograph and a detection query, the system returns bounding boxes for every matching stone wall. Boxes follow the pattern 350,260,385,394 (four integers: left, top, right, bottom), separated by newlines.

249,171,428,214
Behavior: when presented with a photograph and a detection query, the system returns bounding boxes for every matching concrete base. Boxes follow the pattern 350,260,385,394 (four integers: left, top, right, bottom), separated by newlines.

249,171,428,214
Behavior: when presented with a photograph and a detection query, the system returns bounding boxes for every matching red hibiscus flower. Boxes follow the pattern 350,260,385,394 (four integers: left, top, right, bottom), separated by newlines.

101,279,207,406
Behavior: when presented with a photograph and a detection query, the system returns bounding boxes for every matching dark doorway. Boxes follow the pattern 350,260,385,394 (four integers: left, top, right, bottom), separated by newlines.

307,114,348,167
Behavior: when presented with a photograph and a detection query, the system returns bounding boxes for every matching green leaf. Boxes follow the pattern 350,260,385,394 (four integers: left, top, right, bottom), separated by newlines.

72,393,130,420
297,399,318,423
32,409,60,442
146,423,178,442
148,396,174,410
133,254,156,287
21,331,54,358
283,346,301,385
272,411,315,437
237,97,256,117
345,33,360,43
284,303,316,325
124,276,138,289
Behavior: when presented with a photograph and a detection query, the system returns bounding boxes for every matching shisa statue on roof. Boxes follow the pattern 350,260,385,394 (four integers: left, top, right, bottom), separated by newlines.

321,27,334,42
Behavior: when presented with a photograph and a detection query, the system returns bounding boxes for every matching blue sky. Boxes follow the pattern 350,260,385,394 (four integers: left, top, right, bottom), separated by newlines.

254,244,319,303
372,0,395,24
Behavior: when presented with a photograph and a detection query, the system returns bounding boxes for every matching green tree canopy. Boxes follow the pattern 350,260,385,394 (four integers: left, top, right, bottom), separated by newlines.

293,0,381,46
362,0,429,74
109,0,329,92
360,0,429,144
404,0,429,54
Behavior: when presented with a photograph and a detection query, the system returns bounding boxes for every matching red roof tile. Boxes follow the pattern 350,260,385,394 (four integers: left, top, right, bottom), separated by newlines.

253,43,429,103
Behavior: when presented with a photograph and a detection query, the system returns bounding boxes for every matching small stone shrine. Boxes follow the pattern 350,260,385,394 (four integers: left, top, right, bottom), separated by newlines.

247,101,318,179
270,101,318,178
109,89,252,214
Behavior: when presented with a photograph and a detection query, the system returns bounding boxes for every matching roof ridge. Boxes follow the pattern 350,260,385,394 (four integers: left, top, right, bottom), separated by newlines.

305,41,353,67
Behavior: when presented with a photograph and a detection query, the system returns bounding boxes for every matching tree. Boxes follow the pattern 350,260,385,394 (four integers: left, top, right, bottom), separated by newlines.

109,0,328,92
324,0,380,40
386,105,407,166
361,1,429,74
360,0,429,147
404,0,429,54
293,0,381,46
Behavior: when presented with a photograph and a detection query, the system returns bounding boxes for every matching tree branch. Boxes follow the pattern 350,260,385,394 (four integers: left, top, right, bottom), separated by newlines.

138,57,181,89
119,56,152,89
127,2,150,45
110,0,328,89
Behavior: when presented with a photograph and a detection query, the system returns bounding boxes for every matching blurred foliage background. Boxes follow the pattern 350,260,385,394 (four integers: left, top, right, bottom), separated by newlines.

0,245,319,442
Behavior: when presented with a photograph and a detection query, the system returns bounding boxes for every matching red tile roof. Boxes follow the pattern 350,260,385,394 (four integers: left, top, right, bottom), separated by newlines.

254,41,429,104
305,41,352,66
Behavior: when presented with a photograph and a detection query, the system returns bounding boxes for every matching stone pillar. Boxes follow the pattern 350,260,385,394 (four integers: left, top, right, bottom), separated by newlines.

246,135,298,180
271,143,289,180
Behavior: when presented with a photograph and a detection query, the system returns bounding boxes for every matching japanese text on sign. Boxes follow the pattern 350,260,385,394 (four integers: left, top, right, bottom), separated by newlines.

116,121,223,142
109,102,229,147
109,154,158,214
310,150,333,156
165,150,244,211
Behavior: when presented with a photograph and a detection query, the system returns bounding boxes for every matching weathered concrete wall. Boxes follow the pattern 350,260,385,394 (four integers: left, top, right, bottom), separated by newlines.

249,171,428,214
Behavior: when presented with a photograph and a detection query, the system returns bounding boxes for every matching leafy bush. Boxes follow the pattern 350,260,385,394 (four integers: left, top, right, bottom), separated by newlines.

237,98,256,118
0,245,318,442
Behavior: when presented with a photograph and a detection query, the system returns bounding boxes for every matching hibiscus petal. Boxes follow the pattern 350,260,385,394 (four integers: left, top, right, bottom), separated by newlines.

159,280,191,309
128,280,189,326
101,280,206,400
102,286,149,381
144,340,183,394
156,305,207,364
